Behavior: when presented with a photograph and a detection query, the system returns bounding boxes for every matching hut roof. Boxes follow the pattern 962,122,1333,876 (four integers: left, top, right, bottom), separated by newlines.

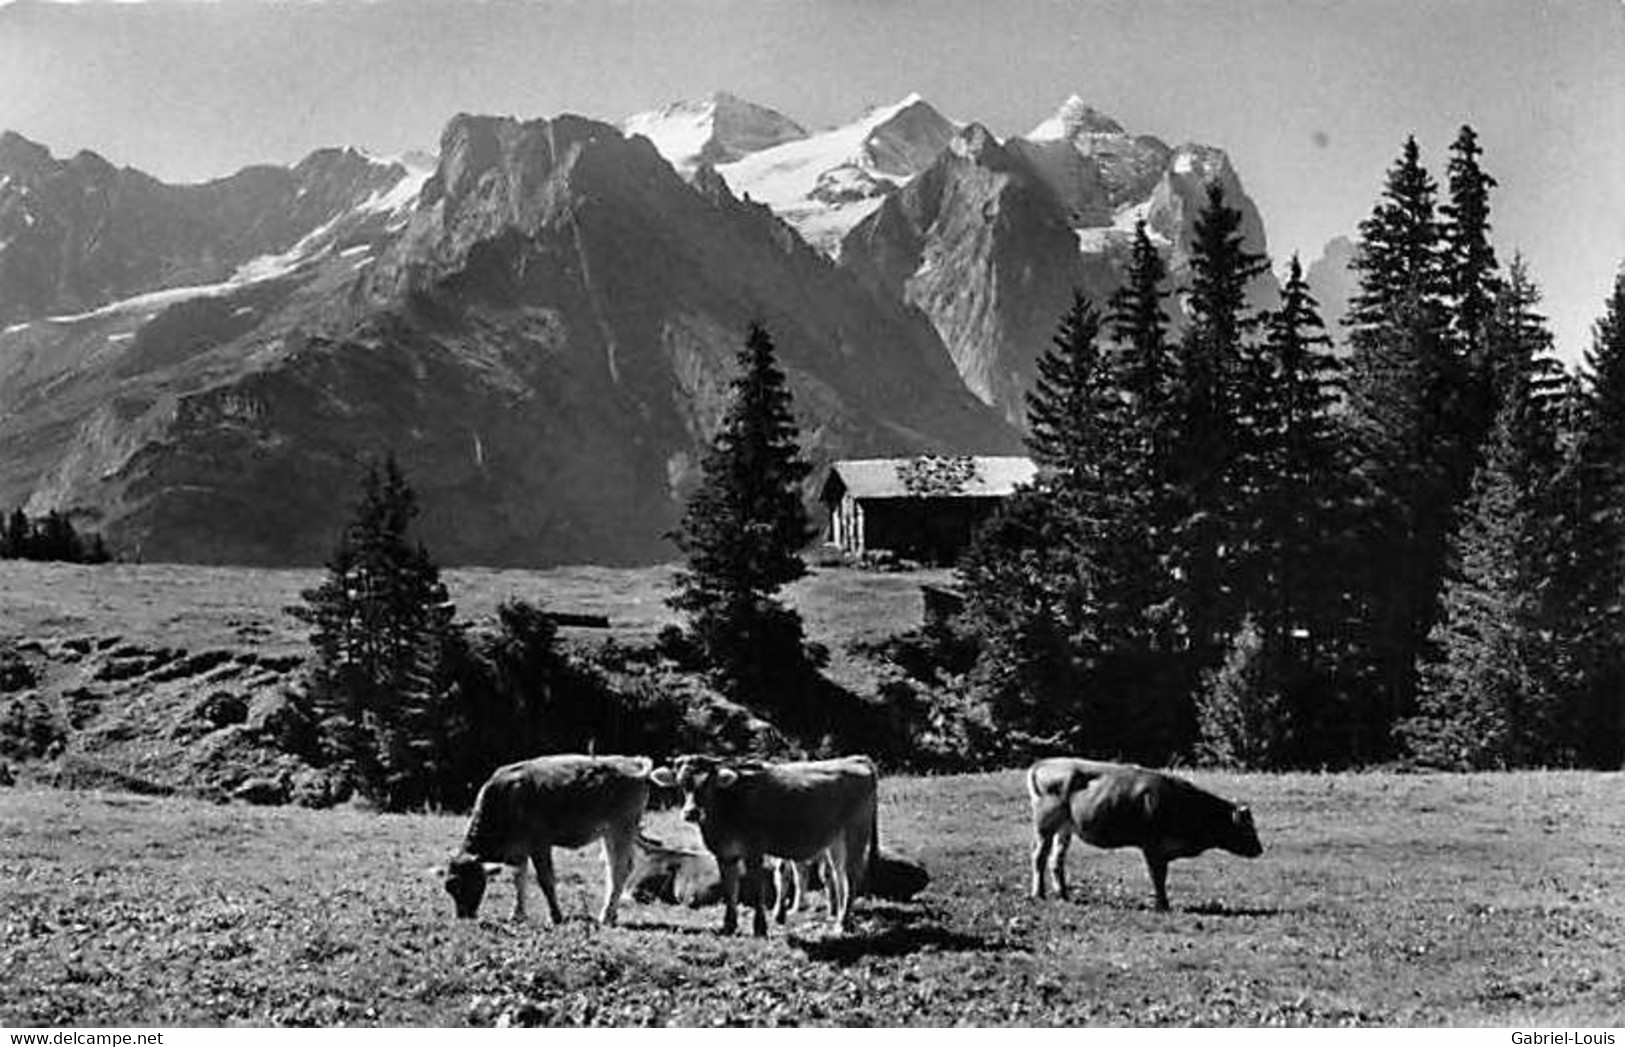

822,455,1037,501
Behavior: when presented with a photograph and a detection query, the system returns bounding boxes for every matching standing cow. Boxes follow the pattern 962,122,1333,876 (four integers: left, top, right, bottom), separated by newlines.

440,754,652,925
1028,757,1262,911
650,754,878,937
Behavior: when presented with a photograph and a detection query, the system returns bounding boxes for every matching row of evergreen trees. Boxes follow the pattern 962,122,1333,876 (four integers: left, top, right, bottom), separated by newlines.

960,126,1625,770
290,458,688,810
0,508,111,563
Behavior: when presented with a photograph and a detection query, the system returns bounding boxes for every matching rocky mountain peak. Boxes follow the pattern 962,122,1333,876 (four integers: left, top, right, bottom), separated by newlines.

0,130,59,180
621,91,806,174
1029,95,1127,141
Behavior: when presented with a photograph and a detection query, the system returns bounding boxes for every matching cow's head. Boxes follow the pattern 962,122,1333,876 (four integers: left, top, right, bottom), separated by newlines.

650,755,739,825
441,853,503,918
1227,805,1264,858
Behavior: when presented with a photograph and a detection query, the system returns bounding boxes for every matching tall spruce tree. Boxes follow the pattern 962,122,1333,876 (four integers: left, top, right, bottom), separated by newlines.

293,455,460,810
1549,268,1625,766
668,322,814,707
1342,135,1459,754
1442,126,1502,374
1170,182,1268,678
965,292,1176,758
1407,262,1567,769
1253,256,1347,670
1028,294,1114,482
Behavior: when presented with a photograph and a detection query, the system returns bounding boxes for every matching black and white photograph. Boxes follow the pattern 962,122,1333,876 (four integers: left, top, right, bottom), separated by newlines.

1,0,1623,1030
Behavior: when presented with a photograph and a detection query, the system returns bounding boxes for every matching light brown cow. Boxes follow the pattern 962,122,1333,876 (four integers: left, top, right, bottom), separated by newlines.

650,754,878,937
1028,757,1262,911
441,754,652,924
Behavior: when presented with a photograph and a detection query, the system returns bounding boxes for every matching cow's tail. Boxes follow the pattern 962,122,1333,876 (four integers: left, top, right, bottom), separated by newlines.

865,798,880,896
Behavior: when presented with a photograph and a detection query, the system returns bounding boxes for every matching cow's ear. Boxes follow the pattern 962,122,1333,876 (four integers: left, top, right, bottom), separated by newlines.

650,767,677,788
715,767,740,789
424,863,448,880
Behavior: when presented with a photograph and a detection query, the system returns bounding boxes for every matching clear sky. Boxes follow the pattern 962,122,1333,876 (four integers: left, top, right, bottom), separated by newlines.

1,0,1621,361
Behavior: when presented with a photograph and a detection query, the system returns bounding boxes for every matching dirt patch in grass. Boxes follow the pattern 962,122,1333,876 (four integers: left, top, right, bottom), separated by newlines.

4,770,1624,1026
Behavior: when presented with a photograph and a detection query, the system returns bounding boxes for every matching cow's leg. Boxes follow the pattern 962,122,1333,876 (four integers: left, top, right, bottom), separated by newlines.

511,861,529,922
532,848,565,925
1049,827,1073,900
825,837,852,932
599,823,636,926
742,854,769,937
1144,851,1171,912
1030,827,1053,899
772,860,795,924
718,856,741,935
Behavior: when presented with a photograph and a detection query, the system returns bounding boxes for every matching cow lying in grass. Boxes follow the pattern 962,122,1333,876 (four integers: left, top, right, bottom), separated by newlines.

773,848,931,920
1028,757,1262,911
629,833,776,909
651,754,879,936
440,754,652,924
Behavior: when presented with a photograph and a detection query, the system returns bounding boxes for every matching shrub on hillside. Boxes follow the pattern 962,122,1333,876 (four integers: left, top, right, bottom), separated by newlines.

0,693,65,762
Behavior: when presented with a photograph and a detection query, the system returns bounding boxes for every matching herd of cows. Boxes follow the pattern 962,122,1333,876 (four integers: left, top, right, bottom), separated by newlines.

436,754,1266,936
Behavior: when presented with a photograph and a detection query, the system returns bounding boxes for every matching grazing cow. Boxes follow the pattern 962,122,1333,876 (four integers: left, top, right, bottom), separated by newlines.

441,754,652,924
629,833,776,909
650,754,879,937
1028,757,1262,911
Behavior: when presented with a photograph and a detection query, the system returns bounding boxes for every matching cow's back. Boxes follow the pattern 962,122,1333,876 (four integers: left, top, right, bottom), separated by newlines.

1065,764,1237,854
463,754,651,861
710,756,877,860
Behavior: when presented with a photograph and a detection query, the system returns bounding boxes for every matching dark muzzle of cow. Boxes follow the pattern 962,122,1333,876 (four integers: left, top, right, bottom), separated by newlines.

1231,807,1264,858
444,855,488,918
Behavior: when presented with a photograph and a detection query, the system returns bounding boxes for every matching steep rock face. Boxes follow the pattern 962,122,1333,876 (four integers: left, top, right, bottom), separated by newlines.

0,132,416,326
1306,234,1357,349
841,125,1108,421
843,98,1277,425
0,115,1016,566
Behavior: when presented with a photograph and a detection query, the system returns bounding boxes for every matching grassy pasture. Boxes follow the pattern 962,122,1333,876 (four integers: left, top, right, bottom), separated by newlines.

4,770,1624,1026
0,559,948,654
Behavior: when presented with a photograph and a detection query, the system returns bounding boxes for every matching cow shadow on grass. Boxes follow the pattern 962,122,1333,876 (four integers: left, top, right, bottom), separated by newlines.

1180,900,1282,918
786,902,1022,966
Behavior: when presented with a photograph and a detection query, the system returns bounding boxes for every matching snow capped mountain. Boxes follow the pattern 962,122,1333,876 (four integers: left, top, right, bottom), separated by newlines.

842,96,1276,425
1027,94,1127,141
626,93,961,256
0,91,1279,563
621,91,806,174
718,93,958,254
0,135,432,328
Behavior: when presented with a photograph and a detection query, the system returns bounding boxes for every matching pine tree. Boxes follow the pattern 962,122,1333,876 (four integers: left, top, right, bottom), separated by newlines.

1253,256,1348,676
1109,222,1177,461
1169,182,1268,676
1405,375,1557,768
1027,293,1114,481
1407,263,1568,768
1549,268,1625,766
1342,135,1458,754
668,323,814,708
292,455,460,810
1441,126,1502,374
